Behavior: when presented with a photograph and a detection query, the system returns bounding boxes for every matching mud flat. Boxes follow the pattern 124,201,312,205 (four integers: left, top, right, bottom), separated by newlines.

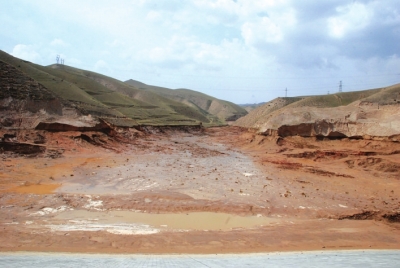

57,134,266,203
0,127,399,253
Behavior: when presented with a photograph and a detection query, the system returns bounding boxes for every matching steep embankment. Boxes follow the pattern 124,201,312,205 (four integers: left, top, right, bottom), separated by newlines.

0,59,70,129
234,84,400,140
125,79,248,122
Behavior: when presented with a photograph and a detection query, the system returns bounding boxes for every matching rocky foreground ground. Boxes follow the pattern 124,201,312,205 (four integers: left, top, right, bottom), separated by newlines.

0,126,399,253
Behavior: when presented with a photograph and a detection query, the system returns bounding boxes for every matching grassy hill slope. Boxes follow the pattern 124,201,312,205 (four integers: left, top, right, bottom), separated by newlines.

361,83,400,105
125,79,247,122
286,88,382,109
0,50,228,126
44,64,215,125
0,50,125,119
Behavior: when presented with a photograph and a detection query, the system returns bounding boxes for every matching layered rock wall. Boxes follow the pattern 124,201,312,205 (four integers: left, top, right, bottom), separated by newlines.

260,105,400,141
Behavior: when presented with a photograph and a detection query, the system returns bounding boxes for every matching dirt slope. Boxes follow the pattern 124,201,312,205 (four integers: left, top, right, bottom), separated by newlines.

235,97,303,128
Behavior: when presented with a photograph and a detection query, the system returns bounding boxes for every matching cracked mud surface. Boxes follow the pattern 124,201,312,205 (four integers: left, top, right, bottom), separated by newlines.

0,127,399,253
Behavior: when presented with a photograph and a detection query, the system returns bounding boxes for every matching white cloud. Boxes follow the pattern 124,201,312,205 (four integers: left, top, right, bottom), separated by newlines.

238,1,296,46
238,0,289,16
327,2,373,38
141,35,246,72
146,10,162,21
94,59,109,72
193,0,238,13
2,0,398,104
106,40,125,48
242,17,283,45
11,44,41,62
50,38,69,47
65,57,82,67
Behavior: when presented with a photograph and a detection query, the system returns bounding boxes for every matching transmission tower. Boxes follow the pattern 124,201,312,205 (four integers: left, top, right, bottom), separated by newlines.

339,81,342,92
285,88,288,97
56,55,60,64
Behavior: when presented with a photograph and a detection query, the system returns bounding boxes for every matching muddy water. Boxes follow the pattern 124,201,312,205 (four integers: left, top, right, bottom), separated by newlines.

50,210,282,233
9,183,61,194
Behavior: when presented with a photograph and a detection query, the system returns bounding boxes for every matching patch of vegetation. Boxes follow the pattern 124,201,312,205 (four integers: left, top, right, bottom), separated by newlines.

361,83,400,105
289,89,383,108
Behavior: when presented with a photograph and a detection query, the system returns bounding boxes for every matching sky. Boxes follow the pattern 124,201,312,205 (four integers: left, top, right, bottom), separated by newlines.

1,0,399,104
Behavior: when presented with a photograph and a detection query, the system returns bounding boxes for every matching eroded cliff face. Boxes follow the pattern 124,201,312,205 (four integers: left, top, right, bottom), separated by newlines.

259,103,400,140
0,60,64,114
0,60,69,129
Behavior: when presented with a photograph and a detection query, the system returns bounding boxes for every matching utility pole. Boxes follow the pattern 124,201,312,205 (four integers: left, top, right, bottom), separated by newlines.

339,80,342,92
285,88,287,97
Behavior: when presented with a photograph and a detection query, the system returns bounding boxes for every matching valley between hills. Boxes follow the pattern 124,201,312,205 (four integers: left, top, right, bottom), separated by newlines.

1,50,399,253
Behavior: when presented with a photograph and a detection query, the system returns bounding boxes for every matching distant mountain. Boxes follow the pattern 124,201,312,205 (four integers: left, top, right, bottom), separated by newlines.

238,102,266,113
0,50,243,128
125,79,248,122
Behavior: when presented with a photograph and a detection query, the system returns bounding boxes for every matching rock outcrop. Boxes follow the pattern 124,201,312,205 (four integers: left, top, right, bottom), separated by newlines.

235,84,400,140
259,104,400,141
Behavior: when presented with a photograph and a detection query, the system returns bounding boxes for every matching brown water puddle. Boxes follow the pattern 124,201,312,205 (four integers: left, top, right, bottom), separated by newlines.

53,210,283,231
7,183,61,194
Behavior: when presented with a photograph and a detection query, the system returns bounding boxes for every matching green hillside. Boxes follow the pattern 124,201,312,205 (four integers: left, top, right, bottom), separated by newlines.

125,80,248,122
0,51,112,110
42,64,216,125
286,88,383,109
0,50,229,126
361,83,400,105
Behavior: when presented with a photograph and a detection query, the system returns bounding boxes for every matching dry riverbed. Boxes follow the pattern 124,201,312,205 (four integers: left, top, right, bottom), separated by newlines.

0,127,399,253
